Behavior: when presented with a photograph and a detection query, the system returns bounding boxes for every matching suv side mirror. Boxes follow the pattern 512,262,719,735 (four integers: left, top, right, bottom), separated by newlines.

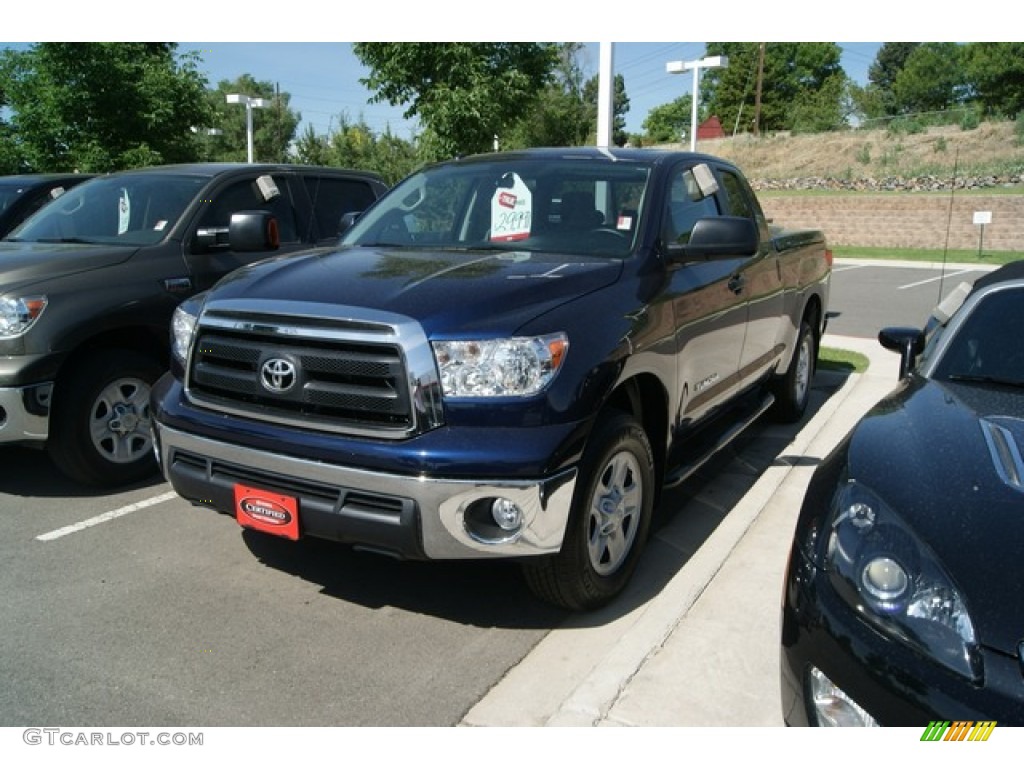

229,210,280,252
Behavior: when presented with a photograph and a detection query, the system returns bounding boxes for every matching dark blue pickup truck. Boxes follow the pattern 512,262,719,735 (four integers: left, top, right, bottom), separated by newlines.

151,147,831,610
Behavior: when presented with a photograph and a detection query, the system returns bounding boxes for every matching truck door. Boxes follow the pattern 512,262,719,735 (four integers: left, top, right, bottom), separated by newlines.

718,168,785,392
184,172,307,291
662,163,748,426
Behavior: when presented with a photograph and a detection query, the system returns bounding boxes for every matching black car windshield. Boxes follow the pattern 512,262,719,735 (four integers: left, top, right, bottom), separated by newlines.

341,157,650,259
933,286,1024,387
7,174,207,247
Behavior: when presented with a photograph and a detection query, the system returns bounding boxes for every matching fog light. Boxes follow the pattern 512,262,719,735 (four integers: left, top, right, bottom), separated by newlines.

492,498,523,532
808,666,878,727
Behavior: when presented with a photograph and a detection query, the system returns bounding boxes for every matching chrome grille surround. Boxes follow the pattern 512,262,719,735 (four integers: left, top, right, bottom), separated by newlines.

183,299,444,438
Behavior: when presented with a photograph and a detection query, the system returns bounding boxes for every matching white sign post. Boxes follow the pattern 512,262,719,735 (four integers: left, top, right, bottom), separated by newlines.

973,211,992,257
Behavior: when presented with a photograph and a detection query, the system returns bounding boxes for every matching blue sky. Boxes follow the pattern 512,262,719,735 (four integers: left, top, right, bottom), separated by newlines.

0,39,883,140
4,0,983,142
176,42,884,139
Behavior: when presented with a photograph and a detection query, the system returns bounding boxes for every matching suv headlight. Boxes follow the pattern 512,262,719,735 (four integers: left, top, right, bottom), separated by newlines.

825,480,980,680
0,296,48,338
171,303,199,368
432,333,568,398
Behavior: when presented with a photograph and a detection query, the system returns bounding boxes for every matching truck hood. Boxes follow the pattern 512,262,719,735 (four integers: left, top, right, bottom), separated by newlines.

209,245,625,334
0,240,135,291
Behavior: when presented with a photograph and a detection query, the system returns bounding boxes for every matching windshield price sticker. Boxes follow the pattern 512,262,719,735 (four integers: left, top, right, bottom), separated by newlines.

118,188,131,235
490,173,532,242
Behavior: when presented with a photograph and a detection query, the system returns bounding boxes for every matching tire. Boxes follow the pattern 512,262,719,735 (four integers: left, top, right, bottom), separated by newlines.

771,319,815,423
47,349,163,487
523,412,655,611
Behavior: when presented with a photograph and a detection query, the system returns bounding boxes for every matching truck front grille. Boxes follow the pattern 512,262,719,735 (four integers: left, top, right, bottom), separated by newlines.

183,304,444,438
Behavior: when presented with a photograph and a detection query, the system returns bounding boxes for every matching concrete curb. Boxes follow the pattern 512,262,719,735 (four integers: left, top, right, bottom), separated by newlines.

460,334,899,727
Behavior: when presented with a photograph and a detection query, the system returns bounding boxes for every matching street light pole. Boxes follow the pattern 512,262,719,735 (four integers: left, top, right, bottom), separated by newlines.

666,55,729,152
225,94,268,163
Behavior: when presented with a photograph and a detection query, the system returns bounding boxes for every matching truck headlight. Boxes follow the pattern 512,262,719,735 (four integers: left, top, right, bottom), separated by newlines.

0,296,47,338
432,333,568,398
171,303,199,367
825,480,980,680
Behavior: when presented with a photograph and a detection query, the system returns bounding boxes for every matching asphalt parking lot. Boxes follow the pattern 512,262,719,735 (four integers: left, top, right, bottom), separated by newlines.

0,260,996,730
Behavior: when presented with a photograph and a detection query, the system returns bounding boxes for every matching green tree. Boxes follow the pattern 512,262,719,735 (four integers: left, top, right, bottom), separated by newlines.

642,94,693,144
293,124,331,166
292,114,419,185
503,43,591,149
353,42,559,161
702,43,843,135
963,42,1024,118
867,42,920,117
0,42,209,172
205,75,300,163
891,42,967,115
582,72,630,146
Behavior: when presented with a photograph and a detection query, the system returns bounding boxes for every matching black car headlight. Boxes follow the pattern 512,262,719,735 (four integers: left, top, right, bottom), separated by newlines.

824,480,980,681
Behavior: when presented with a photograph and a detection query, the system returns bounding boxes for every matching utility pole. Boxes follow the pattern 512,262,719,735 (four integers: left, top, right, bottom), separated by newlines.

753,43,765,136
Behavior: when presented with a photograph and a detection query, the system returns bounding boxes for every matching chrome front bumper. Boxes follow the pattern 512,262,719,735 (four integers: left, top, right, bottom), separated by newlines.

155,423,576,560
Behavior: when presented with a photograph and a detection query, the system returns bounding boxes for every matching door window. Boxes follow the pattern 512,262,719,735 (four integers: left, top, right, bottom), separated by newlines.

197,175,298,243
302,177,380,241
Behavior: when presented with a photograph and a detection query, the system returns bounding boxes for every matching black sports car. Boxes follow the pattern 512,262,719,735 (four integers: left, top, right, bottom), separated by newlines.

781,261,1024,726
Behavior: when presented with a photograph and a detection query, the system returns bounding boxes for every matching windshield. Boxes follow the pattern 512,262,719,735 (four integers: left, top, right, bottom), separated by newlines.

0,183,35,212
7,174,207,246
932,286,1024,387
342,157,650,259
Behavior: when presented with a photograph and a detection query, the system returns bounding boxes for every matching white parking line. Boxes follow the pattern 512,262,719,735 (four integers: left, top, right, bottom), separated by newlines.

36,491,179,542
898,268,977,290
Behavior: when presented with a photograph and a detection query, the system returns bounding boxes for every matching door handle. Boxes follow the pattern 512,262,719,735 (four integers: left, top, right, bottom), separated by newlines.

727,274,745,295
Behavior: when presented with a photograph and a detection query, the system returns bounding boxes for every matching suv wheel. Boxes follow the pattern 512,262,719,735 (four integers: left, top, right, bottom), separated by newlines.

48,350,162,487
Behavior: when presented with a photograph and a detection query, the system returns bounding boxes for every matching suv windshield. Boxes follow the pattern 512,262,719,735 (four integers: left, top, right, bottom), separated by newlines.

342,157,650,259
7,174,207,247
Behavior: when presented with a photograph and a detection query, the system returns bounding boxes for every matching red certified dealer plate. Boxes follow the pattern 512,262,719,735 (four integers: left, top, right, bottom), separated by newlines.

234,484,299,541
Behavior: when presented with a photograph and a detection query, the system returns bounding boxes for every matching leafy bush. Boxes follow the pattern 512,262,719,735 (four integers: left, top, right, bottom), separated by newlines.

960,108,981,131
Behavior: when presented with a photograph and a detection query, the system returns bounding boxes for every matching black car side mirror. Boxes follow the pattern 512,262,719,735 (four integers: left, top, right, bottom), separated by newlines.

879,326,926,379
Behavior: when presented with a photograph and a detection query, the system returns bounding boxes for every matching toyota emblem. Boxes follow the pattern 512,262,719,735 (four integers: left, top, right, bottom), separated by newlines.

260,358,297,394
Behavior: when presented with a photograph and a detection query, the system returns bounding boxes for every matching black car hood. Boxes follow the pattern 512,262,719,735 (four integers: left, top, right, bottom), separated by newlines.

0,240,135,290
847,375,1024,655
208,245,624,335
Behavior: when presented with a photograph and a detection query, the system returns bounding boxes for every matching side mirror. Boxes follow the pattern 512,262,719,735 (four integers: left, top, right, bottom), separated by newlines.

666,216,759,263
879,326,925,379
228,210,280,252
338,211,361,235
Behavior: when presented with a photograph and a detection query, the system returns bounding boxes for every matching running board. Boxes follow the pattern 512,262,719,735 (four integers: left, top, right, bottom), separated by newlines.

663,392,776,489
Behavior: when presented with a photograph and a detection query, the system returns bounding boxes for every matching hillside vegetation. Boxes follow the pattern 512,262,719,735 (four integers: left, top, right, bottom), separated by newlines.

658,120,1024,189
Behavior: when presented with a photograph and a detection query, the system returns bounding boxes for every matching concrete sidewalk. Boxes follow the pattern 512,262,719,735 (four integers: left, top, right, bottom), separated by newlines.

461,333,901,727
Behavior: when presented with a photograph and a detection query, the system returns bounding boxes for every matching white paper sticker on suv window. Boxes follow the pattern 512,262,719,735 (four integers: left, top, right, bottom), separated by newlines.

118,188,131,234
490,173,532,242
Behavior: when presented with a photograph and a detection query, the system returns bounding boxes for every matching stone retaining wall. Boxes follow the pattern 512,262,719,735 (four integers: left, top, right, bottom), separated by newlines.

759,194,1024,251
